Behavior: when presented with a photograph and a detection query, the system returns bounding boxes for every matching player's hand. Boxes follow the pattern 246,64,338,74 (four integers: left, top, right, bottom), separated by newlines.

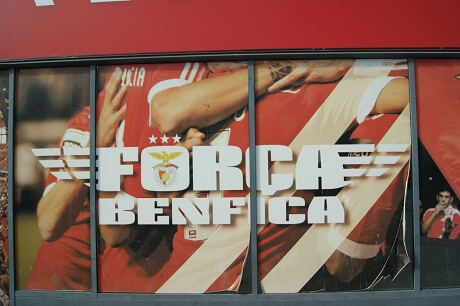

267,60,354,93
434,202,447,215
177,127,205,152
97,67,128,147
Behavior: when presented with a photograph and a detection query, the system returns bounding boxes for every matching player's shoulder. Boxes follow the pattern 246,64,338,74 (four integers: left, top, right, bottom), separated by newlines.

422,208,435,219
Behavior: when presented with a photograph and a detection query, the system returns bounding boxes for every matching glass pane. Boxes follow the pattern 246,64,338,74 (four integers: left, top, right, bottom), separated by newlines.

96,62,251,293
14,67,91,290
417,59,460,288
0,70,10,304
255,60,412,292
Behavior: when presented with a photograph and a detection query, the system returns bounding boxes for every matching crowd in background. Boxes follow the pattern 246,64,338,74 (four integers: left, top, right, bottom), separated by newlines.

0,82,9,305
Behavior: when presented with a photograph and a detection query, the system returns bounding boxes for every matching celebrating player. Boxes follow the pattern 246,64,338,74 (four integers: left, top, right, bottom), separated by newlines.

27,69,127,290
147,60,410,293
97,59,410,293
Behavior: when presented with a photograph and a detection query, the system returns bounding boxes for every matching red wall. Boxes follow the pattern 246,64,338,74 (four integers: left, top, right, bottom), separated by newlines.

1,0,460,61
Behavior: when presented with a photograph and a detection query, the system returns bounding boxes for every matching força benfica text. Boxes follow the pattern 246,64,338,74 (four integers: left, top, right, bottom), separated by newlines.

95,144,406,225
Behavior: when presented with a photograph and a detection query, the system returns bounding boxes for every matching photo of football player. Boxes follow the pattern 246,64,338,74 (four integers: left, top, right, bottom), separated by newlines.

97,59,410,293
25,70,127,290
421,187,460,239
22,59,410,293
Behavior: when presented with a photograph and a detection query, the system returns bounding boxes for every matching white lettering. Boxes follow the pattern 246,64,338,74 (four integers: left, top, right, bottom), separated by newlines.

172,197,210,225
268,197,305,224
96,147,137,191
308,196,345,224
99,198,135,224
212,197,245,225
137,198,170,225
193,146,243,191
246,145,293,196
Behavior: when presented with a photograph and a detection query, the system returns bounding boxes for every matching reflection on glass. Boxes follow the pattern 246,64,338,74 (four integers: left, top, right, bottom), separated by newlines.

417,59,460,289
15,68,90,290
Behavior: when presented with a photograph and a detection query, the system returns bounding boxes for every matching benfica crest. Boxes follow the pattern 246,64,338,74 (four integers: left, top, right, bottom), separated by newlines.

149,151,183,187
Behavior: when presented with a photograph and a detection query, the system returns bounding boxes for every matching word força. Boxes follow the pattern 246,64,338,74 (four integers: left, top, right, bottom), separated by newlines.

96,144,407,196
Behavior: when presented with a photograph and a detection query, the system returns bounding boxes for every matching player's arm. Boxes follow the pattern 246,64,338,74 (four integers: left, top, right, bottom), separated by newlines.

325,251,367,283
267,60,355,92
37,177,89,242
151,62,288,135
37,70,127,242
371,77,409,115
98,191,137,247
421,204,444,235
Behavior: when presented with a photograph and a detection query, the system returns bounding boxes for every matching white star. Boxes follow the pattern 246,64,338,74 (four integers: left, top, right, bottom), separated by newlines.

172,134,181,143
148,134,157,144
161,134,169,143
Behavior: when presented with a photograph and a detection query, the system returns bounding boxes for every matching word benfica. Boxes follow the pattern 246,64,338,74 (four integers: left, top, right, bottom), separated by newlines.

94,143,407,225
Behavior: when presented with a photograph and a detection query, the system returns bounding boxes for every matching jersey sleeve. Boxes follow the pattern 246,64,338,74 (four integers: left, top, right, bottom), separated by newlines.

147,62,209,126
422,209,434,223
354,60,408,123
43,107,91,196
335,165,408,259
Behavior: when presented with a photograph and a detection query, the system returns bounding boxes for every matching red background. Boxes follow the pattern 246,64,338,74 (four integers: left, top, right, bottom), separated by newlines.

1,0,460,61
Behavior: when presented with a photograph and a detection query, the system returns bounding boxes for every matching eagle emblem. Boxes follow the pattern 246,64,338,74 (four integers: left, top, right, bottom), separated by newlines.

149,151,183,187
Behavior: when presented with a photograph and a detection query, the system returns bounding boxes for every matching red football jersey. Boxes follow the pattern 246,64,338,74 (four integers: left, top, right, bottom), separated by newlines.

422,207,460,239
98,62,209,292
100,60,409,293
339,115,409,259
27,107,92,290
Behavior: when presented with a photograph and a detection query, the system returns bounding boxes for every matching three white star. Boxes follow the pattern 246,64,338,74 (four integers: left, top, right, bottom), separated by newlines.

150,134,181,144
172,134,181,143
161,134,169,143
148,134,157,144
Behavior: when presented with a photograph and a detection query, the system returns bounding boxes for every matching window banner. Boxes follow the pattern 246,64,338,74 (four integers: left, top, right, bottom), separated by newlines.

254,60,410,292
417,59,460,288
28,60,410,293
94,62,250,293
15,68,91,291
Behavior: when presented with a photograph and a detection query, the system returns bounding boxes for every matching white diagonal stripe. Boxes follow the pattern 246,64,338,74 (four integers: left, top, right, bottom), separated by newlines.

261,106,410,293
34,0,54,6
63,147,90,156
51,172,72,180
73,171,90,180
66,159,90,168
188,63,200,82
32,148,60,157
39,160,65,168
374,156,401,165
180,63,191,80
157,60,398,293
366,168,389,177
377,144,408,152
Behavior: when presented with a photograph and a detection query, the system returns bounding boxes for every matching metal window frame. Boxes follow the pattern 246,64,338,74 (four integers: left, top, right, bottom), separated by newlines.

4,50,460,306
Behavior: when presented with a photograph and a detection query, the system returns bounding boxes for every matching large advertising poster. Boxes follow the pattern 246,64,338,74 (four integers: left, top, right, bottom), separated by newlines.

96,62,251,293
0,70,9,305
417,59,460,288
14,68,90,290
23,60,410,293
254,60,410,292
